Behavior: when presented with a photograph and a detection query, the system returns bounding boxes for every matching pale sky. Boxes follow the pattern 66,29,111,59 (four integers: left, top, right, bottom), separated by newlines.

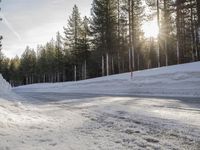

0,0,92,58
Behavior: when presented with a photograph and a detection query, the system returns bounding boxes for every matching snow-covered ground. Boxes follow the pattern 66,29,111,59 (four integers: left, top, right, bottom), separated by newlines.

0,62,200,150
14,62,200,98
0,74,11,97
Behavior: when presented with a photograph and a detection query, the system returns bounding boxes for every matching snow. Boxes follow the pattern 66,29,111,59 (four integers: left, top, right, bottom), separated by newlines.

1,93,199,150
0,62,200,149
0,74,11,96
14,61,200,98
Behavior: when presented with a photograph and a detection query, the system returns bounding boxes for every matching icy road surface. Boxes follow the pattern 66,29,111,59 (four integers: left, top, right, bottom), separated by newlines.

1,91,200,150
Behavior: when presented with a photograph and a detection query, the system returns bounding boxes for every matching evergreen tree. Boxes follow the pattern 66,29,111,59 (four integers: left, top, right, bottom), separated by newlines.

91,0,117,76
63,5,83,80
176,0,198,63
45,39,57,82
2,1,200,85
36,45,47,83
20,46,36,84
77,16,91,79
9,56,21,86
160,0,175,66
55,32,64,82
64,5,82,64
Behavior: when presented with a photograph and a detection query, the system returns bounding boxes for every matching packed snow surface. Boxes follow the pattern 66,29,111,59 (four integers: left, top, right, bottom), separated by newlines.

0,62,200,150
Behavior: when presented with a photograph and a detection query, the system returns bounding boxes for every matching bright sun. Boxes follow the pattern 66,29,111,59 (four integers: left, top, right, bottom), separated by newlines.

142,19,159,38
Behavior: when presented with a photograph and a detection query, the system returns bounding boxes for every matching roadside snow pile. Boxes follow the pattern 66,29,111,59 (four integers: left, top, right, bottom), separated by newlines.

0,74,46,129
0,74,21,101
0,74,11,95
14,62,200,97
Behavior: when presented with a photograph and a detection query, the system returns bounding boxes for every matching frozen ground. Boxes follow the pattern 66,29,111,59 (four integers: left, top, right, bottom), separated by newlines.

0,62,200,149
1,92,200,150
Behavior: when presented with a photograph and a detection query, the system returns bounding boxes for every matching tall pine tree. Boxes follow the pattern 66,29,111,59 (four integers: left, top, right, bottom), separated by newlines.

64,5,83,80
91,0,117,76
64,5,82,64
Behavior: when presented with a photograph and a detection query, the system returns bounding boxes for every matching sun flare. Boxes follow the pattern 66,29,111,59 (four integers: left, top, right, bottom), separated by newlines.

142,19,159,38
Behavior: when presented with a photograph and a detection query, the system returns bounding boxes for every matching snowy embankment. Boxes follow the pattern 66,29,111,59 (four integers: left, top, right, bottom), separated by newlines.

14,62,200,98
0,74,11,96
0,74,34,126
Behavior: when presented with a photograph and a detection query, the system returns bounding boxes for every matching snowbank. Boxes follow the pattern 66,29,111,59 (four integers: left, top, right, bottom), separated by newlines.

0,74,44,130
14,62,200,98
0,74,21,101
0,74,11,96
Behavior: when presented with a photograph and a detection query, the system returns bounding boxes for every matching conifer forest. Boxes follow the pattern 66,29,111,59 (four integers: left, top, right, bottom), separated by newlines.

0,0,200,86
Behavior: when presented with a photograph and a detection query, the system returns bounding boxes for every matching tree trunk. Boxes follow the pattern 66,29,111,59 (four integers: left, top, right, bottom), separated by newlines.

31,75,34,84
122,57,125,72
190,0,196,61
132,45,134,71
163,0,168,66
128,48,131,72
137,54,140,70
51,74,53,83
111,56,114,74
74,65,77,81
131,0,135,71
197,0,200,60
128,0,132,72
117,52,121,73
157,0,160,67
43,74,45,83
63,70,66,82
106,53,109,76
177,41,180,64
26,76,28,85
176,1,181,64
84,60,87,80
117,0,121,73
165,40,168,66
102,55,105,76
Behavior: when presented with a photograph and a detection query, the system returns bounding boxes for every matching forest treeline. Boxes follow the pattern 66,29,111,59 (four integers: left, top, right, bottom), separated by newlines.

0,0,200,86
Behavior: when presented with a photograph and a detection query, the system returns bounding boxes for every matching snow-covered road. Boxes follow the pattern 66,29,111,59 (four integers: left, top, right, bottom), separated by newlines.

1,91,199,150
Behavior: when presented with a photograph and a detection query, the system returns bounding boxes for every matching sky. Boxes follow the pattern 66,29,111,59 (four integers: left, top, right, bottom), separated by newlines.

0,0,92,58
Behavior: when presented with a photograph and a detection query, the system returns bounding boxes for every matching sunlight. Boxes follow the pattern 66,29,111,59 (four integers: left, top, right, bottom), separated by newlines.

142,19,159,38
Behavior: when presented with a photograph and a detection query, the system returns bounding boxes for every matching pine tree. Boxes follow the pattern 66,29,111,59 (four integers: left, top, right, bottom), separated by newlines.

77,16,91,79
121,0,144,71
175,0,198,63
9,56,21,86
64,5,83,81
0,52,10,81
159,0,175,66
45,39,57,82
91,0,117,76
64,5,82,64
55,32,64,82
20,46,36,84
37,45,48,83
